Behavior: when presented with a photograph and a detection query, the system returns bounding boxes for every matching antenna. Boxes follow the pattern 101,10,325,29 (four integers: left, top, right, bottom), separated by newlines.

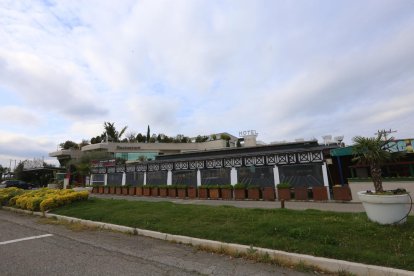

375,129,397,140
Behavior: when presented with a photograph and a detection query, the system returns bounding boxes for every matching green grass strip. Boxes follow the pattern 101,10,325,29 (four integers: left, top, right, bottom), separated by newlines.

53,198,414,271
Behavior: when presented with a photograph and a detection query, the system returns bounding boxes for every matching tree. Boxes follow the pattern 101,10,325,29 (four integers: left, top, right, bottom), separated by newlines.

126,132,137,142
60,141,79,150
79,139,89,148
136,133,145,143
146,125,150,143
103,122,127,142
0,165,9,180
352,132,402,193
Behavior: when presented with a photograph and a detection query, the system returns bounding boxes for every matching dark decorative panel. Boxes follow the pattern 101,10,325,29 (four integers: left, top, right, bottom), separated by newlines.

266,155,276,165
107,173,122,186
200,168,231,185
126,172,144,186
107,167,115,173
172,170,197,187
146,171,168,186
310,151,323,162
237,166,274,188
116,165,125,173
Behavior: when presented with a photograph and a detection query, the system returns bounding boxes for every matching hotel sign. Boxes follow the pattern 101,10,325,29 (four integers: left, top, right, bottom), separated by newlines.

239,130,258,137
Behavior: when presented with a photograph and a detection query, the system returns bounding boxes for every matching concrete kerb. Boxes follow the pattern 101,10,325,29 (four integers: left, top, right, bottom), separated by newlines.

1,206,412,276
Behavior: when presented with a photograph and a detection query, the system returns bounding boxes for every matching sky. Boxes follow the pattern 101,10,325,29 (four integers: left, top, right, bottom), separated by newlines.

1,0,414,168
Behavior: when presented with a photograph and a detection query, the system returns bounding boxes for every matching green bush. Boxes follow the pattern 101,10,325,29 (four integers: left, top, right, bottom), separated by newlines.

277,182,292,189
233,183,246,189
220,184,233,189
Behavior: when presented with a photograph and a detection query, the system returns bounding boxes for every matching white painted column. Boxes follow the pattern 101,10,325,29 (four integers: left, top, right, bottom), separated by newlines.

230,168,237,186
197,169,201,187
143,172,147,185
90,174,94,185
104,173,108,186
273,165,280,199
167,170,172,186
121,172,126,186
322,162,331,200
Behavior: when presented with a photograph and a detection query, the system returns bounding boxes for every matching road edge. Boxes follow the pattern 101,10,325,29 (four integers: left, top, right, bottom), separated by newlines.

2,206,412,276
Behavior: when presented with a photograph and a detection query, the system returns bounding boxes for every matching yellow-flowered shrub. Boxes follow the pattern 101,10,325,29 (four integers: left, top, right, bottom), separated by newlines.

1,188,89,212
0,187,25,205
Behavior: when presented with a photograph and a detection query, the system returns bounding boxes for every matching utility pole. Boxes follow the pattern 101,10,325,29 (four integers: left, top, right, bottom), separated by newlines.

375,129,397,140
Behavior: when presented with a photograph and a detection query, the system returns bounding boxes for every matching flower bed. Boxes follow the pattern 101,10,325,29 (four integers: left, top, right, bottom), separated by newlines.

0,187,89,212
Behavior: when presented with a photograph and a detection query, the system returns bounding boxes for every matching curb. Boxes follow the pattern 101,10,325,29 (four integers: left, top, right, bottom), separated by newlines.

2,206,412,276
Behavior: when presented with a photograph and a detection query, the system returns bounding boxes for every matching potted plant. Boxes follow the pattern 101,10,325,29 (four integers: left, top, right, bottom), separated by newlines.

143,185,151,196
168,185,177,197
116,186,122,195
277,182,291,201
247,185,261,200
353,133,409,224
234,183,247,200
122,185,129,195
262,186,275,201
128,185,136,195
312,186,328,201
208,185,220,199
176,185,187,199
97,185,104,194
151,185,159,197
135,185,143,196
187,186,197,199
109,185,116,194
220,185,233,200
198,185,209,199
333,185,352,201
158,185,168,197
294,186,308,200
104,186,110,194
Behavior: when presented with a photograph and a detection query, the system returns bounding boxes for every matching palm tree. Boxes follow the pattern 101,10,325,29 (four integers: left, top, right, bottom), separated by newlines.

103,122,127,142
352,133,400,193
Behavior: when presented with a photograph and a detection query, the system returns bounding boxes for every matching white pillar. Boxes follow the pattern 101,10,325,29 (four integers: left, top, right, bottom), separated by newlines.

90,174,94,185
121,172,126,186
167,170,172,186
322,162,331,200
273,165,280,199
197,169,201,187
273,165,280,187
104,173,108,186
143,172,147,185
230,168,237,186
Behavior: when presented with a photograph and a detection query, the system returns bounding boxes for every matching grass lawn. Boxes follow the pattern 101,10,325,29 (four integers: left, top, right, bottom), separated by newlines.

53,198,414,271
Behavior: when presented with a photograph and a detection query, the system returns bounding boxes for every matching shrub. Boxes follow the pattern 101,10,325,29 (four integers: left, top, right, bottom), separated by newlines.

277,182,292,189
1,188,89,212
233,183,246,189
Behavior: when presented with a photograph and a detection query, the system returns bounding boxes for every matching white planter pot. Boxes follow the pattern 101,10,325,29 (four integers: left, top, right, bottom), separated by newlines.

358,191,411,224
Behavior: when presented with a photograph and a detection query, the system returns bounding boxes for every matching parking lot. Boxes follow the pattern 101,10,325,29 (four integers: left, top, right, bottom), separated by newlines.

0,210,309,276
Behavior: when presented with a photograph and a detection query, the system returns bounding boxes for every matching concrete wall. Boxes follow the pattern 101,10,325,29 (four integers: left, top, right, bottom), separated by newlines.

349,181,414,202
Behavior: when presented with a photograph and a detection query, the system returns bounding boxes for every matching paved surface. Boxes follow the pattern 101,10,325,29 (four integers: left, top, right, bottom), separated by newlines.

91,194,367,213
0,210,310,276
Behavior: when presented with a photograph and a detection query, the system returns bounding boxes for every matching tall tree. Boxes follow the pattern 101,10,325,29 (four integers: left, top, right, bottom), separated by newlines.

146,125,150,143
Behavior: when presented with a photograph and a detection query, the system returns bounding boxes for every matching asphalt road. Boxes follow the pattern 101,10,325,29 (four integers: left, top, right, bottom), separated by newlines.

0,210,310,276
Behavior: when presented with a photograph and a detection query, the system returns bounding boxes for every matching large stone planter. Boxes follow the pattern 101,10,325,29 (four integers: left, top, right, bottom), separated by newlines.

312,187,328,201
168,188,177,198
277,188,291,201
135,187,143,196
234,189,246,200
221,188,233,200
122,187,129,195
159,187,168,197
151,187,159,197
115,187,122,195
187,187,197,199
128,187,136,195
247,188,261,200
333,186,352,201
198,187,208,199
177,188,187,199
262,187,275,201
143,187,151,196
358,191,411,224
209,188,220,199
294,187,308,200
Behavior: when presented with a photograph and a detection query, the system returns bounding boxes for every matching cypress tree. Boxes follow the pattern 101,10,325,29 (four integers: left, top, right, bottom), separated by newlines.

146,125,150,143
